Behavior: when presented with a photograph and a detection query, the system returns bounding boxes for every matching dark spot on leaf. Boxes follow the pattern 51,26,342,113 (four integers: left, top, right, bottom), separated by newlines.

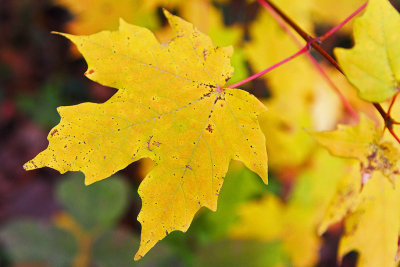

50,129,58,136
206,124,213,133
203,49,208,61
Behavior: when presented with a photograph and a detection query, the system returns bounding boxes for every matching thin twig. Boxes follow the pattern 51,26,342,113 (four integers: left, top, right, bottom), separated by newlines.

258,0,359,121
260,0,400,144
258,0,343,72
226,44,310,89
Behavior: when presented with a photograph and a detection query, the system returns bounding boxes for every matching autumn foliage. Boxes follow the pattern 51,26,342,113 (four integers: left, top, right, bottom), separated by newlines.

12,0,400,266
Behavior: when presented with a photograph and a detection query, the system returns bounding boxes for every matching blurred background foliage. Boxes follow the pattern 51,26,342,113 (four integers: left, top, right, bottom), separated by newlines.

1,0,400,266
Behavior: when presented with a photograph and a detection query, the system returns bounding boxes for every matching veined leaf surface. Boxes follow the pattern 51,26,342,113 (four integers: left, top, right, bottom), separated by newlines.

336,0,400,102
23,10,268,260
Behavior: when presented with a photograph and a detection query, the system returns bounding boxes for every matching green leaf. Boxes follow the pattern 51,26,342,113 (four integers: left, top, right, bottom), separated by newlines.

56,173,129,232
92,229,178,267
0,220,77,267
194,239,288,267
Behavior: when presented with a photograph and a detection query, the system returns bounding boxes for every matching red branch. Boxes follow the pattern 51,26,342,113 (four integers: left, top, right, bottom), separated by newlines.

258,0,360,122
258,0,400,145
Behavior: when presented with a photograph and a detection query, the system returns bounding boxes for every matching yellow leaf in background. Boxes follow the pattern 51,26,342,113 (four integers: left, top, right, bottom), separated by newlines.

246,0,314,34
143,0,232,12
259,61,348,171
245,7,315,170
56,0,159,35
230,149,346,267
336,0,400,102
245,2,313,74
318,163,361,235
311,114,400,185
315,114,400,266
313,64,375,121
230,194,284,241
143,0,183,9
339,173,400,267
310,0,365,30
259,91,315,170
245,4,351,171
311,114,379,160
23,11,268,260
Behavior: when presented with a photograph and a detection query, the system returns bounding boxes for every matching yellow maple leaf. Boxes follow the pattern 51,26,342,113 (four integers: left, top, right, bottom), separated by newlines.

155,0,248,84
321,170,400,267
338,173,400,267
311,114,400,185
314,115,400,266
318,163,362,235
335,0,400,102
23,10,268,260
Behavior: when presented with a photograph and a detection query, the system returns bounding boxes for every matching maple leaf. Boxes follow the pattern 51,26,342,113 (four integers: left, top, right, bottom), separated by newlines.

340,174,400,267
155,0,248,84
335,0,400,102
321,169,400,267
311,114,400,185
314,115,400,266
23,10,268,260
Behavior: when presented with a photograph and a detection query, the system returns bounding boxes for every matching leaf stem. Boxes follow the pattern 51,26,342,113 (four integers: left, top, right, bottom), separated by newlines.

226,44,310,89
387,92,399,117
258,0,360,122
388,128,400,144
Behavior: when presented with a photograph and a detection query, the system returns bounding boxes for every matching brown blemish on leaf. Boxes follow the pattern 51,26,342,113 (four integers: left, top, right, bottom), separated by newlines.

152,141,162,147
50,129,59,136
360,143,400,187
147,136,162,151
203,49,208,61
31,161,37,168
84,69,94,75
206,124,213,133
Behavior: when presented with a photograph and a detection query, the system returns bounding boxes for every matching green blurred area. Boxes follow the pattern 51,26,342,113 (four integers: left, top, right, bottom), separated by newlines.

1,168,281,266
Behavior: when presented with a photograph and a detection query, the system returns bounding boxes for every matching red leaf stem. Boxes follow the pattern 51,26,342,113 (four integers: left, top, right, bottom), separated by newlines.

259,0,400,145
225,44,310,89
319,1,368,42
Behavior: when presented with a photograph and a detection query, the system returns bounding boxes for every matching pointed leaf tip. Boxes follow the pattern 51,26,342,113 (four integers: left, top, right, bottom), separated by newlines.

336,0,400,102
28,12,267,260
